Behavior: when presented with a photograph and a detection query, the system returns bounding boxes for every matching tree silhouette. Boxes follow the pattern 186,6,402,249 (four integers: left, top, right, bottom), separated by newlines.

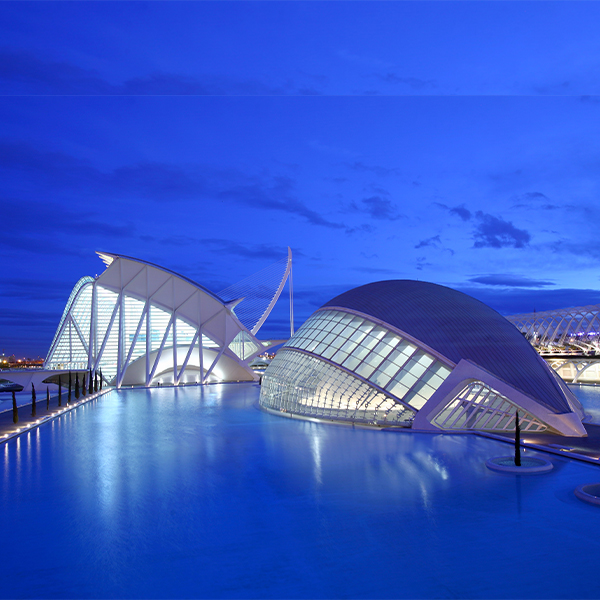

89,370,93,394
46,387,50,411
94,371,98,393
515,410,521,467
68,372,72,404
12,390,18,424
82,374,87,397
58,375,62,407
75,373,80,400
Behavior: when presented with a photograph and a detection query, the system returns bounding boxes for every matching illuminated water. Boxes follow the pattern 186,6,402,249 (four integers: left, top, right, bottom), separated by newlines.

2,383,600,599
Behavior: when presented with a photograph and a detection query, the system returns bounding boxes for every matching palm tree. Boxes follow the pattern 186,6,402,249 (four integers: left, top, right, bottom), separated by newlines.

82,374,87,397
88,370,93,394
94,371,98,393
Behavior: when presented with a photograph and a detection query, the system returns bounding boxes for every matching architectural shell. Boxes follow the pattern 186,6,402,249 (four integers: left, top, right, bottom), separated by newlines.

45,252,289,387
259,280,586,437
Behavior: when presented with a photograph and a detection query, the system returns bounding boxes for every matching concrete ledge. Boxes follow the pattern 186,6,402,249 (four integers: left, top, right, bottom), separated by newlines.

486,456,554,473
575,483,600,506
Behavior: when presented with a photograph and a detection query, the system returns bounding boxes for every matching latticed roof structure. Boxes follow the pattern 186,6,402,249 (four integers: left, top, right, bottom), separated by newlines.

260,280,586,437
44,251,291,387
507,305,600,354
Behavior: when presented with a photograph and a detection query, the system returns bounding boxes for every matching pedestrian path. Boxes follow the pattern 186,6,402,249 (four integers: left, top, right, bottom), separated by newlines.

0,387,112,443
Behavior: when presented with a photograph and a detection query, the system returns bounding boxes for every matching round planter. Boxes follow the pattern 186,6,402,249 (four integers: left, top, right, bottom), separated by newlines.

486,456,553,474
575,483,600,506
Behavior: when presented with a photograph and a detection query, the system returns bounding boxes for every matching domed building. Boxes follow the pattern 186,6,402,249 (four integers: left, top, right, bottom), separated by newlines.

259,280,586,437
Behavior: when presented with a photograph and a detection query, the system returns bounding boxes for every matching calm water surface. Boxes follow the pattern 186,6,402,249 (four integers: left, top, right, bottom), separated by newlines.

2,383,600,599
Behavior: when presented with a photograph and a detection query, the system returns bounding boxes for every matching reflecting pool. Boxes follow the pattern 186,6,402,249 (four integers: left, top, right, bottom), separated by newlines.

2,383,600,599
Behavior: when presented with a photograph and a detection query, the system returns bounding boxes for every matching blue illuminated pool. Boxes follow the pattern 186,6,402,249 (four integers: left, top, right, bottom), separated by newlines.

2,383,600,599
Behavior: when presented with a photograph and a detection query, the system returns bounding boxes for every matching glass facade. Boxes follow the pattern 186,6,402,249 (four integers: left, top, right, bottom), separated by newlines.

260,308,453,426
47,281,246,385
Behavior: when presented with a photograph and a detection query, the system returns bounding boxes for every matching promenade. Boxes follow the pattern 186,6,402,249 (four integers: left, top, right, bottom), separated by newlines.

0,388,111,442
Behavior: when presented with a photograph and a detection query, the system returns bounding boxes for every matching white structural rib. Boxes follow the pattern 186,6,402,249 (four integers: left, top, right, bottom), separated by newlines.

218,247,292,335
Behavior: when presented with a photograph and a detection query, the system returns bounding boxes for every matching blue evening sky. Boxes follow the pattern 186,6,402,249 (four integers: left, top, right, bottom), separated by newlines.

2,1,600,357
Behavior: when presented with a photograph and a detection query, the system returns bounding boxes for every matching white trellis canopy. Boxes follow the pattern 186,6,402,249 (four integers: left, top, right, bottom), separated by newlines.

507,305,600,354
45,252,290,387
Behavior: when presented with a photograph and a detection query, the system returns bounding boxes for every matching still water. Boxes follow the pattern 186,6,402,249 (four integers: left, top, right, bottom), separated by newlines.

2,383,600,599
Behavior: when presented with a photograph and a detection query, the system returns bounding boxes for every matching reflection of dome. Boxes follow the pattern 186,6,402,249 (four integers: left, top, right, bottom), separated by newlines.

260,280,586,437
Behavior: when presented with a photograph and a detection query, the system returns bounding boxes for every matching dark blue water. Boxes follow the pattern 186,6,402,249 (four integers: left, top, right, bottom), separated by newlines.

572,384,600,423
2,383,600,599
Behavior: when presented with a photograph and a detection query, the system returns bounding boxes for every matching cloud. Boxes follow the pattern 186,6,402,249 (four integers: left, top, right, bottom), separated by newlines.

346,161,400,177
415,235,441,249
469,275,554,288
473,212,531,249
450,205,472,221
351,196,402,221
0,279,78,300
436,202,471,221
352,266,400,275
0,48,320,96
374,72,437,90
457,286,600,317
523,191,547,200
0,140,344,229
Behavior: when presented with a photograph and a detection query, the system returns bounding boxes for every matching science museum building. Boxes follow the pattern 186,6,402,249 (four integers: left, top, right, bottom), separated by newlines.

43,251,291,388
259,280,586,437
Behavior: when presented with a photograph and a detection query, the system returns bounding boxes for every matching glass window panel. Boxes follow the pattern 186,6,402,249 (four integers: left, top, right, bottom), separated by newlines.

351,345,371,362
355,362,376,379
381,332,402,347
342,355,362,371
397,340,417,357
370,326,387,341
349,329,368,344
387,381,409,398
340,338,358,354
405,358,428,379
361,335,379,351
396,370,418,388
371,370,392,388
332,350,349,364
321,345,337,360
380,359,399,378
357,321,374,335
373,340,392,357
362,352,384,369
387,349,410,370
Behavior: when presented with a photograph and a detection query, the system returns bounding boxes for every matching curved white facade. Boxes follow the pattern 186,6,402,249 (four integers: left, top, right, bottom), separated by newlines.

44,252,285,387
260,281,586,437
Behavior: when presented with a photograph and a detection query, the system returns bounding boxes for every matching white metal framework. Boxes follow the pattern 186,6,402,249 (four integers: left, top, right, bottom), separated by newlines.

432,381,546,433
507,305,600,354
45,252,290,387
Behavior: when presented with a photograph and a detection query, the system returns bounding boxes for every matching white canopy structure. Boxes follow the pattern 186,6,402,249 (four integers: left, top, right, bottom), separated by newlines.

44,251,292,387
507,305,600,354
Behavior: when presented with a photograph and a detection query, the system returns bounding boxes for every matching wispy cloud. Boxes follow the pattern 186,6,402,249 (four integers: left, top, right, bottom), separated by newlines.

346,161,400,177
469,274,554,288
0,140,344,229
350,195,402,221
415,235,441,249
0,48,321,96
